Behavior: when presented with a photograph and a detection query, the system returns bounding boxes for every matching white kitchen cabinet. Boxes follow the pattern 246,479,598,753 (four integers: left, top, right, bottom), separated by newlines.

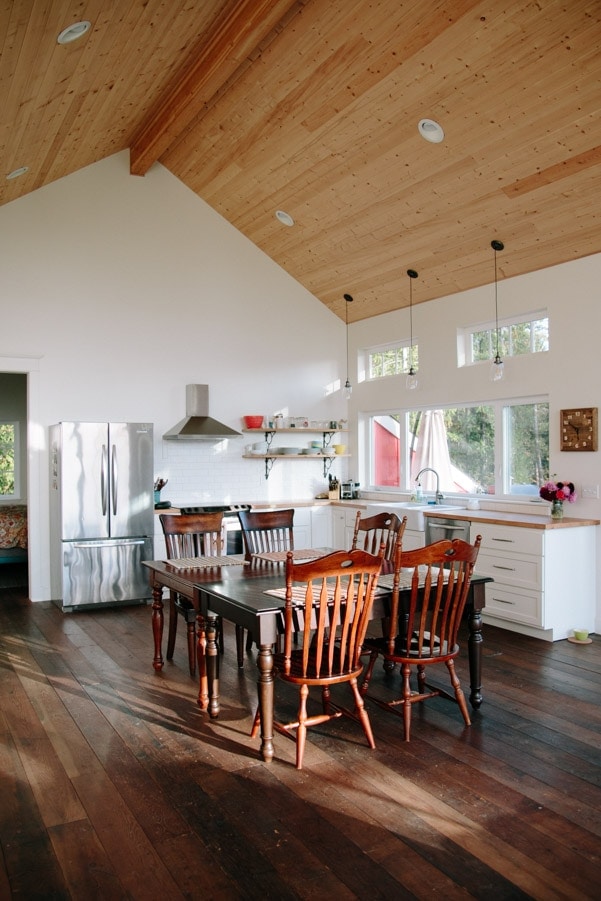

401,528,426,551
471,521,597,640
331,505,362,549
310,505,332,548
291,507,311,547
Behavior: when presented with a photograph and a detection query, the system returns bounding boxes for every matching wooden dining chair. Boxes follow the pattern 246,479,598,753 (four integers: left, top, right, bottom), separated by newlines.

360,535,482,740
237,508,295,561
352,511,407,642
351,510,407,572
235,508,296,666
159,511,225,677
251,548,384,769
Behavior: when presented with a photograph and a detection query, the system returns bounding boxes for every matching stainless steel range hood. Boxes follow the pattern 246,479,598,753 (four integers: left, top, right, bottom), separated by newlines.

163,385,241,440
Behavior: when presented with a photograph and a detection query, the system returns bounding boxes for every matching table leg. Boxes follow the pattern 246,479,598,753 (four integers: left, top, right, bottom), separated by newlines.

256,643,275,763
196,613,209,711
205,613,220,719
151,583,164,671
467,583,485,709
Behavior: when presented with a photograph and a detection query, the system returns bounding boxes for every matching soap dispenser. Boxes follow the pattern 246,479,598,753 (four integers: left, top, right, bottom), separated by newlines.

415,482,423,502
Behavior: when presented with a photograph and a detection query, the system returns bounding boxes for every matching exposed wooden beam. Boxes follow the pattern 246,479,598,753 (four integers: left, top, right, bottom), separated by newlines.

129,0,302,177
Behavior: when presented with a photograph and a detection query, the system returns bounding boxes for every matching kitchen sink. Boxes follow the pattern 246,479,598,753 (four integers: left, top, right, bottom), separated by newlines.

365,502,465,531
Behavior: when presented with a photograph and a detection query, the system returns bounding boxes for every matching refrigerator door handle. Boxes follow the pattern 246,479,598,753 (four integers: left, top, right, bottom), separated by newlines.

111,443,118,516
70,539,147,548
101,444,108,516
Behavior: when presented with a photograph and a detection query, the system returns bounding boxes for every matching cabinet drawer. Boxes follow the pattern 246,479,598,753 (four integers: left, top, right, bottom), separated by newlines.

475,550,542,591
484,584,542,627
473,523,543,557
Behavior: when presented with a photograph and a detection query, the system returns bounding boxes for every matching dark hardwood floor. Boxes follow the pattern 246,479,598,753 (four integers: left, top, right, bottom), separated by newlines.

1,584,601,899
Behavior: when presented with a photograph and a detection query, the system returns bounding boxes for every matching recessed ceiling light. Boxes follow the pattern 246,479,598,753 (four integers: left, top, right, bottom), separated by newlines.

6,167,29,180
275,210,294,227
57,21,91,45
418,118,445,144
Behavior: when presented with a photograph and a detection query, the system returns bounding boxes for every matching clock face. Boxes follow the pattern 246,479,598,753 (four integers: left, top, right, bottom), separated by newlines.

560,407,598,451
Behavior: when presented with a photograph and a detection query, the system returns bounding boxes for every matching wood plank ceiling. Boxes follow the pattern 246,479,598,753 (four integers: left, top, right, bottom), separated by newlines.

2,0,601,323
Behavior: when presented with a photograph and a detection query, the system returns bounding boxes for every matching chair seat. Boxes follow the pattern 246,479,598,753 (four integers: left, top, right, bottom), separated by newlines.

274,647,364,686
174,596,198,622
363,631,453,660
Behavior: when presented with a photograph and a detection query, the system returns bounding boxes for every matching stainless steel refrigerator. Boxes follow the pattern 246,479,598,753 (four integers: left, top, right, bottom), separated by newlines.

50,421,154,611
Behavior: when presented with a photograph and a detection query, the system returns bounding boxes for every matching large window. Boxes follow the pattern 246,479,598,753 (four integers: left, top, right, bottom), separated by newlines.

368,399,549,497
0,422,19,497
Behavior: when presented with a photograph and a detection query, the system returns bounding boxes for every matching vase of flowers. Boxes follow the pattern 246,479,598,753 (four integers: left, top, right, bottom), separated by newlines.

539,478,576,520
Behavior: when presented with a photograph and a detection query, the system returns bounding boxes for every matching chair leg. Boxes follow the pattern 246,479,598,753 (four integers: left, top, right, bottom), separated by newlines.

250,705,261,738
218,615,224,656
296,683,309,769
446,659,471,726
186,619,197,677
166,591,178,660
417,664,426,694
350,677,376,749
235,625,246,668
360,649,379,696
401,662,413,741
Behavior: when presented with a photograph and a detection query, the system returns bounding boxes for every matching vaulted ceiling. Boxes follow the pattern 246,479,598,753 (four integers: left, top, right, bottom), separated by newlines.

2,1,601,322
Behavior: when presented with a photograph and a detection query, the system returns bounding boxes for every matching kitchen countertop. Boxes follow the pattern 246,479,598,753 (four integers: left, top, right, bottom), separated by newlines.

420,507,600,530
328,499,599,530
156,500,599,530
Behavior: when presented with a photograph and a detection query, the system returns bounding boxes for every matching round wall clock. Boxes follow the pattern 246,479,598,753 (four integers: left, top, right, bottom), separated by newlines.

560,407,598,451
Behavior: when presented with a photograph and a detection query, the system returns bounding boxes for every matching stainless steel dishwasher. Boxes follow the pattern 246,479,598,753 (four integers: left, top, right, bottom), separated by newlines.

425,516,471,545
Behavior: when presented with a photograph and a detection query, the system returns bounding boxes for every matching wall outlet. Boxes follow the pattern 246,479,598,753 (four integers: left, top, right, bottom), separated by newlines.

581,484,599,499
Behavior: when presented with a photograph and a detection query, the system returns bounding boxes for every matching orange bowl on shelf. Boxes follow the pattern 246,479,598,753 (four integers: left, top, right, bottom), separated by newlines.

243,415,264,429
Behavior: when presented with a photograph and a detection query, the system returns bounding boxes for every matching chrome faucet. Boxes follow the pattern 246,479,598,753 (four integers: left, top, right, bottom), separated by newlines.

416,467,444,504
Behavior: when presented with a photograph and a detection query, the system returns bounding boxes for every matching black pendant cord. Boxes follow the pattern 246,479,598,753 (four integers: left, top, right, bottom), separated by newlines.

407,269,418,373
343,293,353,391
491,240,504,362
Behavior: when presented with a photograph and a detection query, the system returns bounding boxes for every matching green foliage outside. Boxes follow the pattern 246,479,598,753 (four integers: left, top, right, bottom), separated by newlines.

409,403,549,494
0,424,15,494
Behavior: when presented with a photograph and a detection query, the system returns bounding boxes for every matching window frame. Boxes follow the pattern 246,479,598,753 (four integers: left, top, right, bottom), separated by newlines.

365,339,419,381
363,395,549,499
0,421,20,499
458,310,549,367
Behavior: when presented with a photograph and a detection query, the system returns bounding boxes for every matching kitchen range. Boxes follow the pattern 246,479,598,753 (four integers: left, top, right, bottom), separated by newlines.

176,503,251,555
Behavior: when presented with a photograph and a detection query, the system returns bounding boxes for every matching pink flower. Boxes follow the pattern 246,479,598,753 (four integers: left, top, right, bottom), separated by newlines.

539,479,577,503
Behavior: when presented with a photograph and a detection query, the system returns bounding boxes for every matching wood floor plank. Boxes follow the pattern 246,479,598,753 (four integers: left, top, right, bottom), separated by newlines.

2,593,601,899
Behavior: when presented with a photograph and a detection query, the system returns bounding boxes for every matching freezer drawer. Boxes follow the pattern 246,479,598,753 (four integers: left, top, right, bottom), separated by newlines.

59,537,153,610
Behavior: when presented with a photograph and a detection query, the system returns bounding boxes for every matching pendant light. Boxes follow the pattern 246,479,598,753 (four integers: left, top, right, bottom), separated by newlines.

490,239,505,382
406,269,419,390
343,293,353,399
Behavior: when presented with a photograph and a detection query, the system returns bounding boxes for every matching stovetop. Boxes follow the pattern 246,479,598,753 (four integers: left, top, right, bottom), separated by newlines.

177,503,251,516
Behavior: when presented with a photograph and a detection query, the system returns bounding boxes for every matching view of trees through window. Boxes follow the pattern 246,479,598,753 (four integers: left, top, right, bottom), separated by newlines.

369,343,418,379
371,400,549,496
470,316,549,363
0,423,16,495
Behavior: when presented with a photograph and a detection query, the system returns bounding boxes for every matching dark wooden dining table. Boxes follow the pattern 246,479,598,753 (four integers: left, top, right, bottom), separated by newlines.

143,554,490,763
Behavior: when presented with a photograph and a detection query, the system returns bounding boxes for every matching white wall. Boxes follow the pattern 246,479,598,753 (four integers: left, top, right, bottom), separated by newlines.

0,152,349,600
